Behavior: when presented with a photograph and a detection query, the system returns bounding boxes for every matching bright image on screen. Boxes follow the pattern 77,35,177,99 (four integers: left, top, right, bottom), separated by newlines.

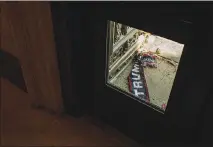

106,20,185,111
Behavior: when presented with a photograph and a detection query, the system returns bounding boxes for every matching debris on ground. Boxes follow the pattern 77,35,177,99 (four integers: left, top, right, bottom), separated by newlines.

136,51,158,68
155,54,178,67
167,60,177,66
156,48,161,55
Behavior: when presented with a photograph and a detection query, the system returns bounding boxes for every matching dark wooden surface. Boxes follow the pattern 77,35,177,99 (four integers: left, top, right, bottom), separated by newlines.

1,2,63,113
1,77,142,146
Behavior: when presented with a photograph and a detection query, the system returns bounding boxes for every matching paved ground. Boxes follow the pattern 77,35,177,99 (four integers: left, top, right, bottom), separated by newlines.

145,36,184,63
110,58,178,110
144,59,177,108
110,62,133,95
109,35,183,111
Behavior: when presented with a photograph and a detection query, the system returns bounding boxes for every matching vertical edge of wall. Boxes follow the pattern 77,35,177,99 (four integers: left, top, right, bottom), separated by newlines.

50,3,86,117
50,3,73,116
1,2,64,114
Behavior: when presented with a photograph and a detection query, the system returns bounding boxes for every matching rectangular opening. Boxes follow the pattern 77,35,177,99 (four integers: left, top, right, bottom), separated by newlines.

106,20,185,112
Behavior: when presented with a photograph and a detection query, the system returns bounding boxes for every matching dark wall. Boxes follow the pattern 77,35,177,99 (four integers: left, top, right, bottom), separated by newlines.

51,3,95,116
90,3,213,143
52,2,213,145
200,89,213,147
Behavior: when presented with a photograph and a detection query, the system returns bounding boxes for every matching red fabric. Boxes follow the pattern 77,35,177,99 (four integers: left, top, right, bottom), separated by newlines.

161,103,167,110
